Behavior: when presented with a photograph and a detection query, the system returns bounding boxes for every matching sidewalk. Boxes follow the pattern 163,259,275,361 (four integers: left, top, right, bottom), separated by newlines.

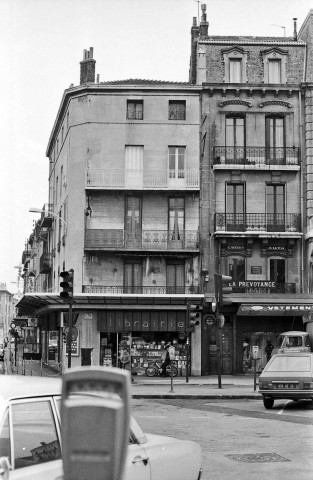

131,374,262,399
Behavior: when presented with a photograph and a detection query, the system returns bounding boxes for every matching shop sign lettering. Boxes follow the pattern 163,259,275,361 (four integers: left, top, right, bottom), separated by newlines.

239,304,313,316
238,281,276,288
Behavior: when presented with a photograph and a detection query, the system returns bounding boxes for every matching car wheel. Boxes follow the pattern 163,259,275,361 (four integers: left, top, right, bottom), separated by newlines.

145,366,157,377
263,397,274,409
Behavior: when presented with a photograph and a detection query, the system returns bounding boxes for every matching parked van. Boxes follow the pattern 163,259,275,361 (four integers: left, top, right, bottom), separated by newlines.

272,331,312,355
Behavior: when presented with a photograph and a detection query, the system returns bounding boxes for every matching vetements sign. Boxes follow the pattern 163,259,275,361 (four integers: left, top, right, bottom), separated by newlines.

238,304,313,316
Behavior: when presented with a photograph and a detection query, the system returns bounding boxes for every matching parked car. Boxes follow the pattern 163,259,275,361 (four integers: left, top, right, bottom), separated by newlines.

271,331,312,356
0,376,203,480
259,353,313,409
0,344,4,361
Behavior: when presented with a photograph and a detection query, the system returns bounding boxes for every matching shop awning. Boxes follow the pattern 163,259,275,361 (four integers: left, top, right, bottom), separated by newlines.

238,303,313,316
16,293,204,316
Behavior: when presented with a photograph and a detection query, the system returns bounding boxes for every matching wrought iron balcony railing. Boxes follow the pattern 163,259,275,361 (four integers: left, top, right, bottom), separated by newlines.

40,203,54,228
82,285,201,294
86,168,199,189
39,253,52,274
213,146,300,166
232,282,296,294
85,229,199,250
215,213,301,233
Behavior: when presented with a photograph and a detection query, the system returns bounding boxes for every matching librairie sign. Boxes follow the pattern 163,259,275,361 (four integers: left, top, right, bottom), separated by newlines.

238,304,313,316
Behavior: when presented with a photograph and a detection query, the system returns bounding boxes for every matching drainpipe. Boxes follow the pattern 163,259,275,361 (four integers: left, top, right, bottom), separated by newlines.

299,89,304,293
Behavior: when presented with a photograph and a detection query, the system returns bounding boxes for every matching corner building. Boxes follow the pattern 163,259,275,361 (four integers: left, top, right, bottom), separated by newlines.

18,49,202,375
191,8,313,374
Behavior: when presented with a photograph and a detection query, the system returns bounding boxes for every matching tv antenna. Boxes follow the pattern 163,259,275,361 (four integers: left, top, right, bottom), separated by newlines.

271,24,286,37
194,0,200,24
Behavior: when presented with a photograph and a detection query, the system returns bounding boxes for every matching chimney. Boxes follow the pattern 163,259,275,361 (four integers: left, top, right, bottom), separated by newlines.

293,18,298,41
189,17,200,84
80,47,96,85
199,4,209,37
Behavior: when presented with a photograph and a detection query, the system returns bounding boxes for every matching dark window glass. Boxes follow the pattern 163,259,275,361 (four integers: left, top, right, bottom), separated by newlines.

169,101,186,120
127,100,143,120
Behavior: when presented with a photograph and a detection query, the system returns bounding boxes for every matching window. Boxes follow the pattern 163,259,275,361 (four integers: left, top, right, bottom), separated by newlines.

60,166,63,196
166,261,185,294
225,116,245,162
127,100,143,120
168,147,185,179
169,101,186,120
265,117,285,163
124,259,143,294
0,410,11,462
229,258,245,286
169,197,184,242
226,183,245,231
266,184,285,231
11,400,61,469
268,59,281,83
229,59,242,82
125,196,141,247
125,146,143,187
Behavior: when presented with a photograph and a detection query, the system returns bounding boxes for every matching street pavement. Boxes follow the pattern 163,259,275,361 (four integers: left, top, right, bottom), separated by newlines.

3,347,262,399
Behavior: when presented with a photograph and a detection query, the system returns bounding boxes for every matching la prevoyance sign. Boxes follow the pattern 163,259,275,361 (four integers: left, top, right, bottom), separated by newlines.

238,304,313,316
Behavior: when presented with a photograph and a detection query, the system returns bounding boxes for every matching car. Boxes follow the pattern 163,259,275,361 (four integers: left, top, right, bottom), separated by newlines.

0,376,203,480
271,331,312,355
0,344,4,362
259,353,313,409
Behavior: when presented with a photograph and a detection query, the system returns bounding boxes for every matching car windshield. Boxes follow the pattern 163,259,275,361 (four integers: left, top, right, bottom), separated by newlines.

267,356,311,372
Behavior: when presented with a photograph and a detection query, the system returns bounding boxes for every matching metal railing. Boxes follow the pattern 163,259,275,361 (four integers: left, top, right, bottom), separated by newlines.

85,229,199,250
86,168,199,189
82,285,202,294
215,213,301,232
213,146,300,166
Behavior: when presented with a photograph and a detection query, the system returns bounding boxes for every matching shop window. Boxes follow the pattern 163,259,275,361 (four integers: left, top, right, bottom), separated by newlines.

243,332,276,373
127,100,143,120
168,100,186,120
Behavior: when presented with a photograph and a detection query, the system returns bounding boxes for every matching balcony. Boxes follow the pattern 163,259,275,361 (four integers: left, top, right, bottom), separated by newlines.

40,203,54,228
233,282,296,294
40,253,52,274
85,168,199,190
84,229,199,251
213,146,300,167
215,213,301,234
82,285,201,294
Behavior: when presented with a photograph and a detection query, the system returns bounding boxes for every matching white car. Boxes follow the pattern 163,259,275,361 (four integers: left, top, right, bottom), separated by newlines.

0,376,202,480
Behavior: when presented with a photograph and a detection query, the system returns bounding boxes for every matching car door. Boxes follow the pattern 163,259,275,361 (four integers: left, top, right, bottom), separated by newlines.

1,397,63,480
123,418,150,480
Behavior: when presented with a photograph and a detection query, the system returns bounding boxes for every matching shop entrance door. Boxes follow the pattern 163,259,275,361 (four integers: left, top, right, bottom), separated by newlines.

81,348,92,366
208,325,233,375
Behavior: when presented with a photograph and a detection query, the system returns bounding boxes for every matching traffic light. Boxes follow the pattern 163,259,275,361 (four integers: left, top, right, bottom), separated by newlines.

215,274,233,307
60,269,74,301
187,304,202,328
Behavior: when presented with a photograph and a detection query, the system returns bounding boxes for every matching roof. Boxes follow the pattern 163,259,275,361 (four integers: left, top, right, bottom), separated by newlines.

0,376,61,402
100,79,191,86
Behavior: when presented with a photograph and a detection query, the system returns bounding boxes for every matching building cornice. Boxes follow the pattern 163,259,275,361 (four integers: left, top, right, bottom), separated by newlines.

199,39,306,46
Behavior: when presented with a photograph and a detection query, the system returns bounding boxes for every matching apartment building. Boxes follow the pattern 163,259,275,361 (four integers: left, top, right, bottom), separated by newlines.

191,6,313,374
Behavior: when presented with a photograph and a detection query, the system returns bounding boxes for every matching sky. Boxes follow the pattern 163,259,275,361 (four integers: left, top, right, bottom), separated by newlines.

1,0,312,294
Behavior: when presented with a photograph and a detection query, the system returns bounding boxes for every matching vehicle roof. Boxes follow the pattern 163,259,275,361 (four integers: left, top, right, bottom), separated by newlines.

278,331,308,335
0,376,62,402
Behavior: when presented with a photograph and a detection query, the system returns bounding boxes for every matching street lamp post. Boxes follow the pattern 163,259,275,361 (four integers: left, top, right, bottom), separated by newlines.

29,207,67,227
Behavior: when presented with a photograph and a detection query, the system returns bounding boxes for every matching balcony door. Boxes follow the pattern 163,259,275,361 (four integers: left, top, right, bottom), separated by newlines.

168,147,186,186
265,117,285,164
125,146,143,188
266,184,285,231
226,183,245,231
169,197,184,248
225,116,245,163
166,261,185,294
125,196,141,247
124,260,143,294
270,259,285,293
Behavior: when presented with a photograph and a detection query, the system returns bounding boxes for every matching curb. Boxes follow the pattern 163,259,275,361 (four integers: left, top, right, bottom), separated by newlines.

132,394,262,399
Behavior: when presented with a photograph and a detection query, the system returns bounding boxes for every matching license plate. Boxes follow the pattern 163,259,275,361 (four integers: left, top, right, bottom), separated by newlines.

276,383,297,389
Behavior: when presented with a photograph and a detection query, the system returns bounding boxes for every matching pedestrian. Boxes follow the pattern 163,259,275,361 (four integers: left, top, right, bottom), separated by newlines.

120,348,135,383
161,344,171,377
265,340,274,362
